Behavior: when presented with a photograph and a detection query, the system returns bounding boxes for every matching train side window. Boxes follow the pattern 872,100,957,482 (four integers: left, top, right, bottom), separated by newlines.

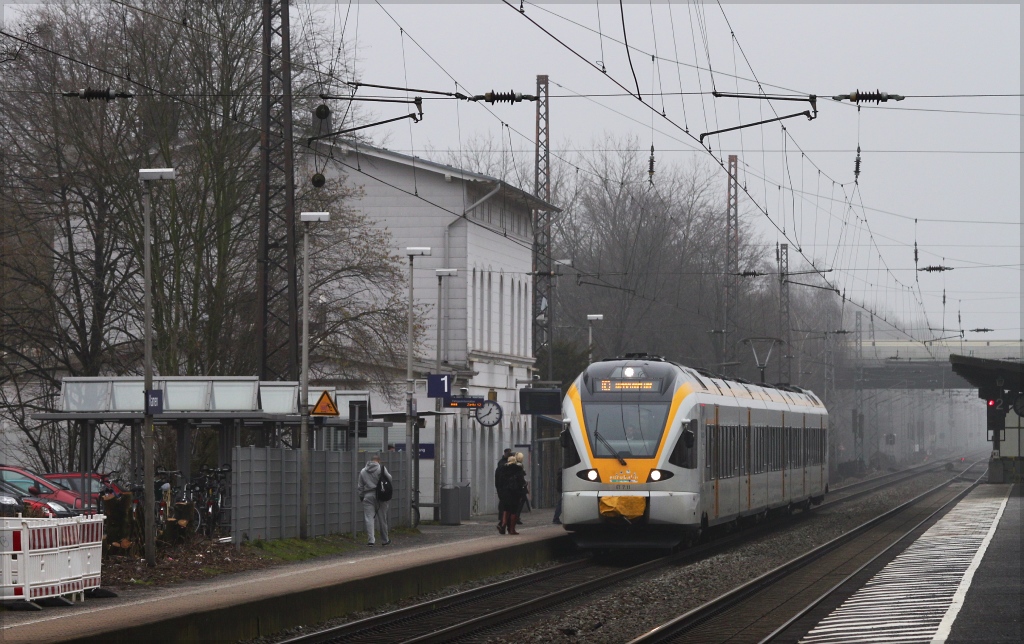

706,424,714,477
561,423,582,468
669,419,698,469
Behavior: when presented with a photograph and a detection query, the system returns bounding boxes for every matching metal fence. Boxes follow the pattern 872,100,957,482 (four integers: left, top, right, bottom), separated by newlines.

230,447,409,543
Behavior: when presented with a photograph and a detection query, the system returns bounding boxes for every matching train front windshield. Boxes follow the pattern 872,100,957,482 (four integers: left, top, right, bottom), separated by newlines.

582,403,670,459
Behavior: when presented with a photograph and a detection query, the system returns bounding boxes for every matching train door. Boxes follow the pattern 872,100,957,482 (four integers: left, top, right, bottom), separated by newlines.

820,415,826,492
802,415,808,499
780,412,787,503
744,409,752,513
712,405,719,521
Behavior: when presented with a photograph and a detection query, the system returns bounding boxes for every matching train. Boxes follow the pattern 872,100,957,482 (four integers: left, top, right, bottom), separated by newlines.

559,354,829,548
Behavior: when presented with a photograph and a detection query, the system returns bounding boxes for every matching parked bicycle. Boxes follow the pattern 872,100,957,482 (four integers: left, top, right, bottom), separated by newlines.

190,465,230,537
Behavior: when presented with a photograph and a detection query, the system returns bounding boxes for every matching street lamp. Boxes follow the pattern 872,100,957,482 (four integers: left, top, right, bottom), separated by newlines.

299,212,330,539
433,268,457,512
139,167,175,567
586,314,603,363
406,247,431,524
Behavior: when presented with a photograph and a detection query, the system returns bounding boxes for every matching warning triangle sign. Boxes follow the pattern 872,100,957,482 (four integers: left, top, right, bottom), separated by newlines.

310,390,340,416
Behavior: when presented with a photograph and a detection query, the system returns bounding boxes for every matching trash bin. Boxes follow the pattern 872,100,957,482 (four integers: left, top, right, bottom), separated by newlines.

457,481,471,520
439,486,460,525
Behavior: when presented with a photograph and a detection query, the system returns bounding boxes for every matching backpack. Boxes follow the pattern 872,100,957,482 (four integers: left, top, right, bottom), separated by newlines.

375,468,393,502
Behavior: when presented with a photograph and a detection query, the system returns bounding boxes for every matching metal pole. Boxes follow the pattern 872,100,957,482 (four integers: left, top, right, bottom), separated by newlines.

406,255,415,525
434,273,443,519
588,320,593,364
299,222,310,539
142,187,155,567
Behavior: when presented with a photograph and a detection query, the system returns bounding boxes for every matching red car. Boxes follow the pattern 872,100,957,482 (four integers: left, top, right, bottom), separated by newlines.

43,472,123,507
0,465,85,510
0,480,76,518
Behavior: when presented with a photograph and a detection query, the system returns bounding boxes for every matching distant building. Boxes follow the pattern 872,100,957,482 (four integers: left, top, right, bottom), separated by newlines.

320,142,558,517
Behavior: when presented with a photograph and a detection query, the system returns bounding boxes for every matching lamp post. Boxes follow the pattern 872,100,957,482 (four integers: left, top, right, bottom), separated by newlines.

434,268,457,509
299,212,330,539
139,168,175,568
586,314,603,363
406,247,431,524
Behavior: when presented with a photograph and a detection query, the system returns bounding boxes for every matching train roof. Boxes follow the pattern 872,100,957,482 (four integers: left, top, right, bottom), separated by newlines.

590,354,825,409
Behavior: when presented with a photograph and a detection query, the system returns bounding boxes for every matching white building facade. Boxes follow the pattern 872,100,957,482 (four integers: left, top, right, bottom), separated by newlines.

323,143,557,518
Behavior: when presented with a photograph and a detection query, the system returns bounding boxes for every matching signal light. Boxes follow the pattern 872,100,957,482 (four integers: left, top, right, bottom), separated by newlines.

988,399,996,407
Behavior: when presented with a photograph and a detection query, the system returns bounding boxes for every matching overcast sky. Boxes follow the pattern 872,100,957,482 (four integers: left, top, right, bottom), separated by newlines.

3,2,1017,340
301,1,1021,342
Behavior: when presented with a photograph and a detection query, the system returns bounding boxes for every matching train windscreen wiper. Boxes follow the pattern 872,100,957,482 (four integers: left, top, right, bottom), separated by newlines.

595,430,627,466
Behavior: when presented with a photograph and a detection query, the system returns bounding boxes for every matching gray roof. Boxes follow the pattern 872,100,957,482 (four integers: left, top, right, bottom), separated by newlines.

335,141,561,214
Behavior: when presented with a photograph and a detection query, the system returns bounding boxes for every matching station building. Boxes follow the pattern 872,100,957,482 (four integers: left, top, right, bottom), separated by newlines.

318,141,558,519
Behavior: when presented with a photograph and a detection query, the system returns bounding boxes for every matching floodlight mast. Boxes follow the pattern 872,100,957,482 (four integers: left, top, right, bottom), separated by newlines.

405,247,431,525
140,168,175,567
299,212,330,539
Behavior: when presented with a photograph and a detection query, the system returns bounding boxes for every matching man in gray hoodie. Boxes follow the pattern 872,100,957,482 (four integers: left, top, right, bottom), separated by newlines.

357,453,392,546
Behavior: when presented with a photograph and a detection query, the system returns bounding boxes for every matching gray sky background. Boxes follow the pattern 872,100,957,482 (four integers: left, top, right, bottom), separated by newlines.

303,1,1021,342
3,2,1017,340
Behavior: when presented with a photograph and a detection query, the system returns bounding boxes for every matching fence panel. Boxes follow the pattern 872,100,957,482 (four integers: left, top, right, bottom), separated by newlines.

232,447,408,543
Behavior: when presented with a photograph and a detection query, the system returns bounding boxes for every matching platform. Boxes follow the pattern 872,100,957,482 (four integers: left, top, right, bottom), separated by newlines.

794,483,1021,643
0,507,568,643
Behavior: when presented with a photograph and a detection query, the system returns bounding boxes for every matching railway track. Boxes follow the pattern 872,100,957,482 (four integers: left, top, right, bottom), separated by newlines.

281,459,967,644
627,459,987,643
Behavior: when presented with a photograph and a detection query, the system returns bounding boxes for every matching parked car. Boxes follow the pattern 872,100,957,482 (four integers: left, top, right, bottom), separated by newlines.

0,464,85,509
43,472,123,507
0,480,76,518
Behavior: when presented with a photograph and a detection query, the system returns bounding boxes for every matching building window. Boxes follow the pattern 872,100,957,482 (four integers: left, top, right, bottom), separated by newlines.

510,279,516,356
498,274,505,354
486,272,493,352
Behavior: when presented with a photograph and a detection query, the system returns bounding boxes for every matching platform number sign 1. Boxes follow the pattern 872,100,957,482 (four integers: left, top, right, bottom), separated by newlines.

427,374,452,400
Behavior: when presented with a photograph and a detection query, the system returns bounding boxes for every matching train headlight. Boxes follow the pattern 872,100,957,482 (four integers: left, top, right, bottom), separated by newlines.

576,469,601,482
587,470,598,481
646,469,674,482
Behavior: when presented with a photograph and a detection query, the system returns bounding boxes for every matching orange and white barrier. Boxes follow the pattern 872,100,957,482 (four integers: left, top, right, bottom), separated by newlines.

1,515,104,603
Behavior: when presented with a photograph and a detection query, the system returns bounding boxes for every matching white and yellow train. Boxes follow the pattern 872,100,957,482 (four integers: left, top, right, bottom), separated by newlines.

559,355,829,548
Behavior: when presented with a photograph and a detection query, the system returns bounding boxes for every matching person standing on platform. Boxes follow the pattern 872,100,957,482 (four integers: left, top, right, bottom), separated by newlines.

495,448,513,532
514,452,530,524
358,453,392,546
499,454,527,535
552,465,563,525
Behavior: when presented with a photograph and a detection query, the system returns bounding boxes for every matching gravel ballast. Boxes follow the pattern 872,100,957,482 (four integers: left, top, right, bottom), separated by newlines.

247,468,968,644
482,471,967,643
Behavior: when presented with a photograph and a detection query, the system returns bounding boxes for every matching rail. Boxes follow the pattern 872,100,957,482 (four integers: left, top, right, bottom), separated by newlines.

282,459,965,643
627,459,987,643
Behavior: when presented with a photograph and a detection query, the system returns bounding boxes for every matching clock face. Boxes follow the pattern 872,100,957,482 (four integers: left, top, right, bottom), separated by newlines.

1013,394,1024,418
476,400,503,427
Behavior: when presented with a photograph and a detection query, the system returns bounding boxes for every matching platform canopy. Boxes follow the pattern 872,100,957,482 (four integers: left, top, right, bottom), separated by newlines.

32,376,377,427
949,354,1023,396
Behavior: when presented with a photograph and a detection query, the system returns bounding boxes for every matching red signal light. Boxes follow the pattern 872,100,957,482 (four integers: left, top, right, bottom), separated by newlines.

988,399,996,407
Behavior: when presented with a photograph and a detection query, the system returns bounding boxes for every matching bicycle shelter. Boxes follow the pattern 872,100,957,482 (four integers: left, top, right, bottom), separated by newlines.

32,376,392,534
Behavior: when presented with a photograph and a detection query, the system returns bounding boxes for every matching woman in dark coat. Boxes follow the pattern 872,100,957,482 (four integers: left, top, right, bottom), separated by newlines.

496,456,525,534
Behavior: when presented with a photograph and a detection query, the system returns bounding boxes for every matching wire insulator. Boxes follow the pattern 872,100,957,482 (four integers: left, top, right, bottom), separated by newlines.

648,145,655,183
853,145,861,182
484,90,522,104
832,89,905,104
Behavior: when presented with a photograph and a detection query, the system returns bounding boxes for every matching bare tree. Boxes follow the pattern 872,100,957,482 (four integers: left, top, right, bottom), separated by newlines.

0,0,408,471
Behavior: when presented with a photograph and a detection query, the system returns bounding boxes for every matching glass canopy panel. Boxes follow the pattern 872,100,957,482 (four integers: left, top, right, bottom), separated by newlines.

261,385,298,415
111,381,145,411
62,381,111,412
307,387,336,407
211,381,258,411
335,391,370,416
164,381,210,411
